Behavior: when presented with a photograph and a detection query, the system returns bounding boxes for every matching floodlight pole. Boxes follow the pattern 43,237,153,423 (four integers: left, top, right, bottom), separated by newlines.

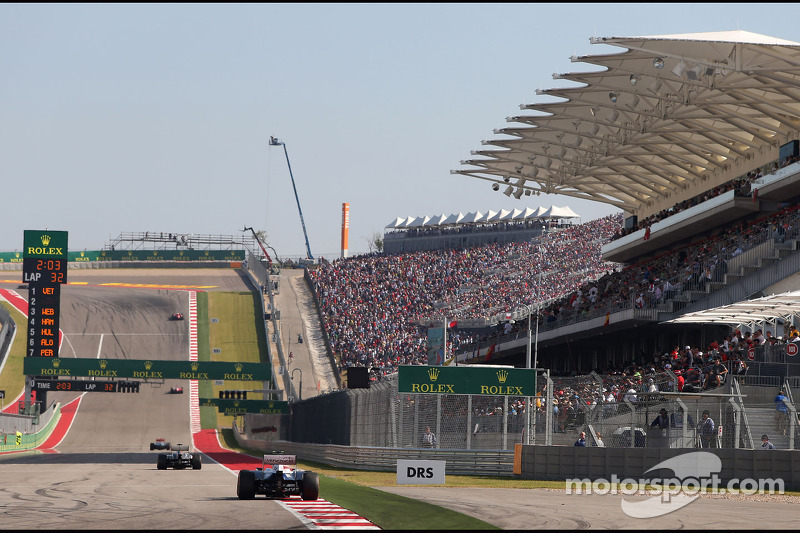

291,368,303,401
269,136,314,260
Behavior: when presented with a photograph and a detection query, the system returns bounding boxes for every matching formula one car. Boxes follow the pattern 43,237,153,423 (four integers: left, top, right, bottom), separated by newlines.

170,312,184,321
169,386,184,394
150,438,171,451
156,444,202,470
237,453,319,500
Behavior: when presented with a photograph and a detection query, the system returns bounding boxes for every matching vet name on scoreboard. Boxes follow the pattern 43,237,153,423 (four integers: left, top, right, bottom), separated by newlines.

23,357,269,381
398,365,537,396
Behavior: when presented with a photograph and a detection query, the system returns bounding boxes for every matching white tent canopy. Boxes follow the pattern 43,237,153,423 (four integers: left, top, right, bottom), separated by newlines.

407,215,431,228
385,205,580,230
426,214,449,226
385,216,406,228
462,211,485,224
442,212,465,226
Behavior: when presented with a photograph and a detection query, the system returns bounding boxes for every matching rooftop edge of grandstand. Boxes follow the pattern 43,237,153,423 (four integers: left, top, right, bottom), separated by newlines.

452,30,800,226
385,205,581,230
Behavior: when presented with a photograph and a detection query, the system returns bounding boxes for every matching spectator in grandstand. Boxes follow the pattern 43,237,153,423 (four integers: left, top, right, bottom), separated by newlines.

704,358,728,389
775,390,789,436
684,368,703,393
697,410,716,448
674,370,685,392
623,387,638,403
574,431,586,447
761,434,776,450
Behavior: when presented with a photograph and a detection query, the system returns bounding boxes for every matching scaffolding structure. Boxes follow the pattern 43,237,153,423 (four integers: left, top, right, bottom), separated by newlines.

104,231,260,255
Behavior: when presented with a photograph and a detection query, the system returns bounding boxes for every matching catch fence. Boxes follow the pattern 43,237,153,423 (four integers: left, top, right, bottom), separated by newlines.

282,369,790,450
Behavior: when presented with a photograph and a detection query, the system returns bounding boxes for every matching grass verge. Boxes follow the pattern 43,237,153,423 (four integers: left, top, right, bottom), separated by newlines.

215,429,499,530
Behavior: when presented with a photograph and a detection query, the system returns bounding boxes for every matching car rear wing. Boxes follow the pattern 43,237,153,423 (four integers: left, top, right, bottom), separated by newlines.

263,454,296,466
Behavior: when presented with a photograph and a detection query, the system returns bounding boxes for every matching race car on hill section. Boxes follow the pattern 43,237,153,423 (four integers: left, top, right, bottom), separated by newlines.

150,438,171,451
156,444,202,470
237,453,319,500
170,312,184,321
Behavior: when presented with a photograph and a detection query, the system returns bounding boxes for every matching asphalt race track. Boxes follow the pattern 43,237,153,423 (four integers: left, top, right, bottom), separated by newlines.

3,268,800,530
0,269,307,530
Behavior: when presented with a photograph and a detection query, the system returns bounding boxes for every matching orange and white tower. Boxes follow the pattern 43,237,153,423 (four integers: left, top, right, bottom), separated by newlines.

341,203,350,258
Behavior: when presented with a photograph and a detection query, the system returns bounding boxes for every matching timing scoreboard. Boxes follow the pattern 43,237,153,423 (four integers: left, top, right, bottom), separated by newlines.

22,230,68,358
29,378,119,393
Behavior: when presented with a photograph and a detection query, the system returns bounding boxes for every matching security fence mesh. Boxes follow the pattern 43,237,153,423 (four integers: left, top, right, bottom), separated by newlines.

281,369,800,450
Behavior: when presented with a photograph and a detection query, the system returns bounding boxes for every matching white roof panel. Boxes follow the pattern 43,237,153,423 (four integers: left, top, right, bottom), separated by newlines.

662,291,800,327
453,30,800,222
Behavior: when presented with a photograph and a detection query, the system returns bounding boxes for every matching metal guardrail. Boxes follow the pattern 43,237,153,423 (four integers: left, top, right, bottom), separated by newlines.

236,437,516,477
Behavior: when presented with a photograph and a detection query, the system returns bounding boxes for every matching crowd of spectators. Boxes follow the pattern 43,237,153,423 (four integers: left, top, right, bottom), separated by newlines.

612,155,800,241
308,214,622,376
310,185,800,385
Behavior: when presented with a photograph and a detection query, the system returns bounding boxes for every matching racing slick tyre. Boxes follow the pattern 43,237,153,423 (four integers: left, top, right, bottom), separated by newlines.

150,443,154,450
237,470,256,500
157,454,168,470
301,472,319,501
191,454,202,470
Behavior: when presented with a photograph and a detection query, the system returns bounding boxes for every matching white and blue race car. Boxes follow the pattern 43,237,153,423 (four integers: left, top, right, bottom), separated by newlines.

237,453,319,500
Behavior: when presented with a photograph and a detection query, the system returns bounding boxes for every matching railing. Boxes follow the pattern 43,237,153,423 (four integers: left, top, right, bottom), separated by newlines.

233,433,515,477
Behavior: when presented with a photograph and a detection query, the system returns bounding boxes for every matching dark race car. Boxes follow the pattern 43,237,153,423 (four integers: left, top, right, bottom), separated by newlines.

150,438,171,451
156,444,202,470
237,453,318,500
169,386,184,394
170,313,184,321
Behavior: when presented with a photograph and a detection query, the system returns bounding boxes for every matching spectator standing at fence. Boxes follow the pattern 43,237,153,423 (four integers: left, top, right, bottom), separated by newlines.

574,431,586,447
775,390,789,436
761,434,776,450
594,433,605,447
652,408,670,431
421,426,437,448
698,410,716,448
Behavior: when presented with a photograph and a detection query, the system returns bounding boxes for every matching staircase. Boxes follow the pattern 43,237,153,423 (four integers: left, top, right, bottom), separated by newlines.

742,406,790,449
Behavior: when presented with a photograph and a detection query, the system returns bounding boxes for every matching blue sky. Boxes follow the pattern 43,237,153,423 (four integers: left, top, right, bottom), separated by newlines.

2,4,798,259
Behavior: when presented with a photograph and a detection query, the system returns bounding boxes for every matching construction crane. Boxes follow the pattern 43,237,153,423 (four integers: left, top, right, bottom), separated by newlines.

243,226,278,271
269,136,314,260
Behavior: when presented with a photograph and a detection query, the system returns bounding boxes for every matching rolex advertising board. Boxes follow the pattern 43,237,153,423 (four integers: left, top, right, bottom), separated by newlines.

23,357,269,381
398,365,536,396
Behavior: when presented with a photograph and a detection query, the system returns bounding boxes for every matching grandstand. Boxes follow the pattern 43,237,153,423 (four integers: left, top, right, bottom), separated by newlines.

382,205,580,253
439,30,800,376
305,31,800,380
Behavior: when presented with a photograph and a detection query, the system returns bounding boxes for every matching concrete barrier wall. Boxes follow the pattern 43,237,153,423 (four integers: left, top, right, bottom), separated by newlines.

0,402,61,452
515,444,800,490
0,302,15,370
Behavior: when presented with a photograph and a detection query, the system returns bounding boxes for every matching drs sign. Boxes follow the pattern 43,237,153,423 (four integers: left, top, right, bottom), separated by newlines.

396,460,446,485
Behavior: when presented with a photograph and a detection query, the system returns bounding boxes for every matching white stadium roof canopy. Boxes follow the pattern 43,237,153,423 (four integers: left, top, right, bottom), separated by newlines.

452,30,800,220
662,291,800,330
